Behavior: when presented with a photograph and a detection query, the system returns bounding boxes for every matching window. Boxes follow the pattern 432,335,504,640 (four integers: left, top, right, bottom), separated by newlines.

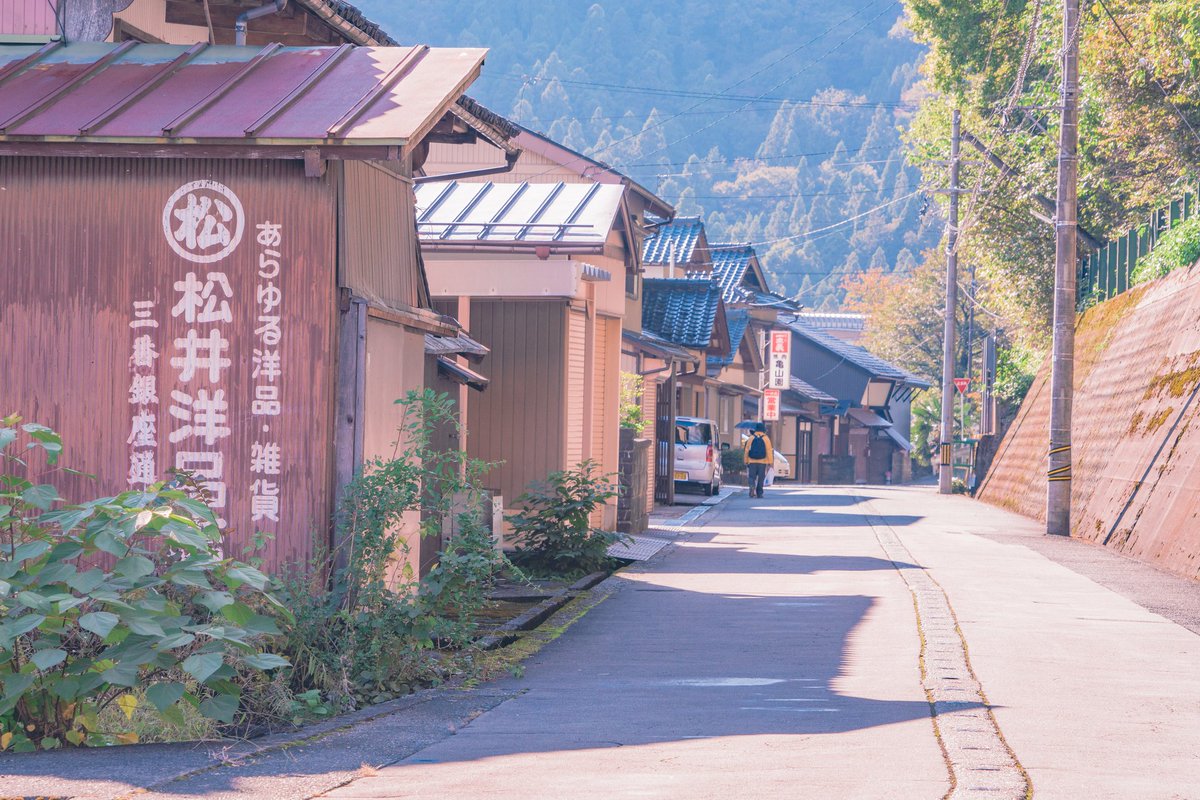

675,420,713,445
625,268,639,298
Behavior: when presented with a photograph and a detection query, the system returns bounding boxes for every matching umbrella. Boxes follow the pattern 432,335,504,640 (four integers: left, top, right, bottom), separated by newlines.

734,420,760,430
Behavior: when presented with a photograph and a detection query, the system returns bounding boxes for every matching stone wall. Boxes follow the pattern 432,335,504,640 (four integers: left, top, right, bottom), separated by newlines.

978,261,1200,580
618,428,650,535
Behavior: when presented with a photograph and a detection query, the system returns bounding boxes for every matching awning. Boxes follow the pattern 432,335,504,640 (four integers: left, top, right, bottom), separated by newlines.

424,331,489,362
0,42,486,155
436,356,488,391
622,329,699,364
847,408,891,428
883,426,912,452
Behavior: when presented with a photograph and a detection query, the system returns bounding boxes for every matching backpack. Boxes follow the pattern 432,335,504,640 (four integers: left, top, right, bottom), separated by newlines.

748,433,767,460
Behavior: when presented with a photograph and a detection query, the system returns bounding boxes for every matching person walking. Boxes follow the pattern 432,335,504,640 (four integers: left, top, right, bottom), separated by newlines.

743,422,773,499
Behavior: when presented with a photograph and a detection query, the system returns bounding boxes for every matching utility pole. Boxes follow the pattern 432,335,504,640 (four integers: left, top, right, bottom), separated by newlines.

938,109,961,494
1047,0,1079,534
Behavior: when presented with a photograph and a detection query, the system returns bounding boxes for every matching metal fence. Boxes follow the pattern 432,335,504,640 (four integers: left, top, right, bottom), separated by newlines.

1078,185,1200,303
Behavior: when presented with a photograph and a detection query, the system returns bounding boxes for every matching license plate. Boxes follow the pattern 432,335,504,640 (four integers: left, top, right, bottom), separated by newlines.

674,471,687,480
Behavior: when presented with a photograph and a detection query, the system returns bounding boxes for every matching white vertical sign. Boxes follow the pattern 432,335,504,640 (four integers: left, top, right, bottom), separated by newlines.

768,330,791,389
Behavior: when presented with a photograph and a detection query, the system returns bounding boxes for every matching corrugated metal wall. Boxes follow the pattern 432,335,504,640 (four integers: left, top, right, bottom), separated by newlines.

1,0,56,35
565,307,587,467
467,300,565,503
0,156,336,571
594,316,621,529
341,161,421,310
643,379,659,512
422,140,595,185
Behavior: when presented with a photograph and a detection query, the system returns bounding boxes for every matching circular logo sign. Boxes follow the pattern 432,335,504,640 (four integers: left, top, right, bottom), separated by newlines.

162,180,245,264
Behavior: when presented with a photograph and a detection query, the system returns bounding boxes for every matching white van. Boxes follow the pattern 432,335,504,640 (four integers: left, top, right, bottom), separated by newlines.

673,416,721,496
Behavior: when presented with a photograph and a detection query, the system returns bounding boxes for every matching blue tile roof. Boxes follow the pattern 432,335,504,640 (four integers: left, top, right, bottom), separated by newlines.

705,243,762,302
641,278,723,349
642,216,704,265
787,376,838,405
782,317,910,382
708,307,751,367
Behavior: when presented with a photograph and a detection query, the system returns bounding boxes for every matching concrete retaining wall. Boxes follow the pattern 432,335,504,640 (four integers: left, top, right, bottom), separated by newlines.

978,261,1200,580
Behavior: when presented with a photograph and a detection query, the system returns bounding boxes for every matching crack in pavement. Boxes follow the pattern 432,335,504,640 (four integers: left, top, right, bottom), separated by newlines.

859,496,1031,800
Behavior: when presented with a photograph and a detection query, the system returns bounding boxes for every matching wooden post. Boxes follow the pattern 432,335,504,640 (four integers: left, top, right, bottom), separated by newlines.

1048,0,1080,535
939,109,961,494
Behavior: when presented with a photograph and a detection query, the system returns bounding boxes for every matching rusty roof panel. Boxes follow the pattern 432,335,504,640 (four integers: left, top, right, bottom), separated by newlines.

0,41,487,146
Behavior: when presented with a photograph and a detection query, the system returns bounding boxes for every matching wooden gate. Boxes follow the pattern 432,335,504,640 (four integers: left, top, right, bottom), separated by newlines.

654,373,676,505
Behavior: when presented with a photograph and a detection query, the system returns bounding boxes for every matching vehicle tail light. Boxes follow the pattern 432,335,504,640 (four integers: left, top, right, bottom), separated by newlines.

706,445,714,463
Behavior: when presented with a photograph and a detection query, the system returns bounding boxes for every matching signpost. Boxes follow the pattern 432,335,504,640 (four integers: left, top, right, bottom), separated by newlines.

763,389,781,421
768,330,791,390
953,377,969,443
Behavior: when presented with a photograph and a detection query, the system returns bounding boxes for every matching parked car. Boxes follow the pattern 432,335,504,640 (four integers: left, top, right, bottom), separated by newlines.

673,416,722,496
773,450,791,480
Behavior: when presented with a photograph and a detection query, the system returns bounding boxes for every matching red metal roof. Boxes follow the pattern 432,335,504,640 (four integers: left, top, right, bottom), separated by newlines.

0,41,487,149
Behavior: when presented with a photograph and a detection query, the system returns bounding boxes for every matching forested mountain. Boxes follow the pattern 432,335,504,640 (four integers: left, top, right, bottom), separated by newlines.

359,0,938,308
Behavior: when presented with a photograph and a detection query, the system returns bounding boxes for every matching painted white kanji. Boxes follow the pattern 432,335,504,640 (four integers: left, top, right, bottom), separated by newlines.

172,328,231,383
252,384,280,416
250,479,279,522
171,272,233,324
250,441,281,475
173,192,234,252
252,348,281,382
130,300,158,330
255,222,282,247
128,450,156,487
256,282,281,314
130,335,159,369
127,411,157,448
168,389,230,445
255,315,281,346
128,374,158,406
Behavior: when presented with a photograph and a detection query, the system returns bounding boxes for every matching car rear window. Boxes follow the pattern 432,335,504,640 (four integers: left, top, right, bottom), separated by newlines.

675,421,712,444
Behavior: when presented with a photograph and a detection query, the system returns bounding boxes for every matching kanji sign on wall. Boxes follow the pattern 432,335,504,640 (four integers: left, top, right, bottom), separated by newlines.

768,330,791,390
763,389,781,421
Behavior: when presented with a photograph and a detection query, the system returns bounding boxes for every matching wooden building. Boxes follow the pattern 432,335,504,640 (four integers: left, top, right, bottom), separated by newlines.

0,39,486,572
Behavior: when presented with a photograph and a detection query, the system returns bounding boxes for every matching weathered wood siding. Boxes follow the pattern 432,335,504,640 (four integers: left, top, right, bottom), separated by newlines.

0,156,336,571
565,306,587,468
341,161,422,310
467,300,566,503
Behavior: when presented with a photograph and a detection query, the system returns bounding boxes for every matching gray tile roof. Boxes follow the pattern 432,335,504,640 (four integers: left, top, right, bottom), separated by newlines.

786,376,838,405
642,278,723,349
705,243,762,302
797,311,866,332
643,216,704,264
708,307,751,368
782,317,910,382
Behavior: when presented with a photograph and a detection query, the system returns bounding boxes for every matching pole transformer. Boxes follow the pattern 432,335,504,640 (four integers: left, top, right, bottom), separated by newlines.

1047,0,1080,534
938,109,961,494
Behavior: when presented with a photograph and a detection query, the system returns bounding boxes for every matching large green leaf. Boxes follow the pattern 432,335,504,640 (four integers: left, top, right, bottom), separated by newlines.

78,611,118,639
224,565,269,591
182,652,224,683
67,568,106,593
100,659,140,687
145,681,186,712
10,539,50,563
2,613,46,639
31,648,66,672
198,693,238,723
20,484,60,511
114,555,156,579
218,602,254,626
15,590,51,614
241,652,289,671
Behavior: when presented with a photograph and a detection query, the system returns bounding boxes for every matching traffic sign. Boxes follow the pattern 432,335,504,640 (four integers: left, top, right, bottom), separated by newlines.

953,378,970,393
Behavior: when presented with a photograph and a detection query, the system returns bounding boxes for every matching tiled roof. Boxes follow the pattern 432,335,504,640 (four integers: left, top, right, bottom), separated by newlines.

783,317,910,382
622,329,699,363
424,331,489,361
786,376,838,405
294,0,398,45
414,181,624,245
643,216,704,264
642,278,723,349
748,290,802,312
706,243,761,302
708,307,751,367
797,311,866,332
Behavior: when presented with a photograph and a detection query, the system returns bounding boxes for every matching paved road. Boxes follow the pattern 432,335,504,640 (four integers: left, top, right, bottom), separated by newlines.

5,485,1198,799
317,485,1200,800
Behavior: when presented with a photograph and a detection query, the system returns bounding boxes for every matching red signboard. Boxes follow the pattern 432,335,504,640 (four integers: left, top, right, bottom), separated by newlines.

953,378,970,393
763,389,781,421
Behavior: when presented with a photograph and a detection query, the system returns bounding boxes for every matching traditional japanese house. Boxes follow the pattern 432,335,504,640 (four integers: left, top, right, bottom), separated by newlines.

0,38,489,573
641,215,711,278
413,180,641,530
779,317,929,484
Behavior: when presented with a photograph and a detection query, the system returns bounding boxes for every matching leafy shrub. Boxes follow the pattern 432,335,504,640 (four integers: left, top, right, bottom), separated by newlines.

720,446,745,476
619,372,647,434
273,391,509,711
1131,217,1200,285
506,461,623,578
0,416,289,752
